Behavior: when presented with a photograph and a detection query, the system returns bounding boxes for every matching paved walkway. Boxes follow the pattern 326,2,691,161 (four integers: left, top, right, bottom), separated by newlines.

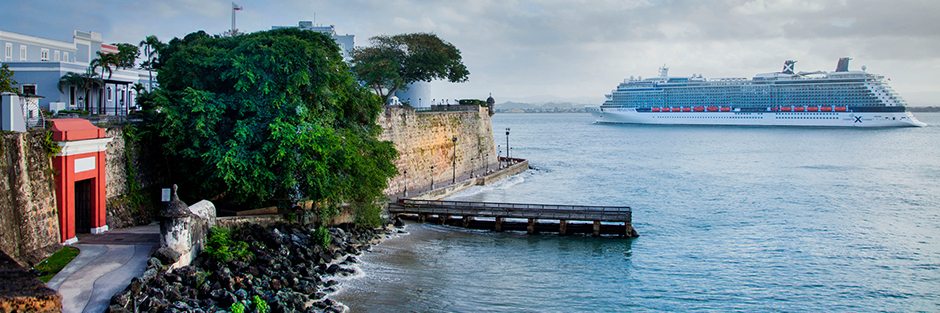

47,224,159,313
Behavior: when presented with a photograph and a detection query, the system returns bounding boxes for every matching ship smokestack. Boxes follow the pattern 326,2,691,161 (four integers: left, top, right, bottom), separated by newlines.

782,60,796,74
836,57,851,72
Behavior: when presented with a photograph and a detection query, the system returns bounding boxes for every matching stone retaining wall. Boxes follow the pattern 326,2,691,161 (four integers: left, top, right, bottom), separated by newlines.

378,105,498,196
0,131,61,265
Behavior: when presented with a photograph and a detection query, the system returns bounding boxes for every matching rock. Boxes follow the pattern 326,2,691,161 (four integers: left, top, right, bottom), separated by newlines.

325,264,340,274
153,247,181,265
110,289,132,308
234,289,248,300
343,256,359,264
107,304,131,313
147,257,162,269
171,301,191,311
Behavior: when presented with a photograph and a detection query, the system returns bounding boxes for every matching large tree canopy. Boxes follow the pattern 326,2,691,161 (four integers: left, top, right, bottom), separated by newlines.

151,28,398,216
350,33,469,101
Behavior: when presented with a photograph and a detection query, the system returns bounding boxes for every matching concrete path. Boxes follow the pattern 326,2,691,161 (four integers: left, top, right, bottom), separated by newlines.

48,225,159,313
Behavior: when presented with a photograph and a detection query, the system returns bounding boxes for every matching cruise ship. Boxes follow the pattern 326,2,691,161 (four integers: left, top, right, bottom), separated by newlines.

587,58,925,127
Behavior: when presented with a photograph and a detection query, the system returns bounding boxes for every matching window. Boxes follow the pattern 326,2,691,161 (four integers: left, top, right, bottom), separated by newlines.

41,49,49,61
54,50,60,61
107,87,112,100
63,52,69,62
70,86,76,106
4,43,11,61
19,45,26,61
22,85,36,95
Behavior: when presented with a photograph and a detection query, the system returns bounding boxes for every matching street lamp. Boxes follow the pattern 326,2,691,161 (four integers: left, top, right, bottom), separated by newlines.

403,170,408,197
430,166,434,190
485,153,489,173
452,137,457,184
505,128,511,160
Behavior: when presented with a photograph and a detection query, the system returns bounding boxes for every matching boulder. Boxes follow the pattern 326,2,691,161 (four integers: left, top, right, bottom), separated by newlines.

153,247,181,266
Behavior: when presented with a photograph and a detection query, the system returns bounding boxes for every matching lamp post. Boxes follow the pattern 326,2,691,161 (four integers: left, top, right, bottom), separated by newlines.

403,170,408,197
452,137,457,184
485,153,489,173
505,128,510,160
430,166,434,190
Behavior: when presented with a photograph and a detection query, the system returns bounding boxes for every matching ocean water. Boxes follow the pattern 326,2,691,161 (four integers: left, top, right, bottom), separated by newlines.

335,113,940,312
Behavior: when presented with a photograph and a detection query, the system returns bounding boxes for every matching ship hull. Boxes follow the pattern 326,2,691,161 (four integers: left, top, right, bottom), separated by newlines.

587,107,925,127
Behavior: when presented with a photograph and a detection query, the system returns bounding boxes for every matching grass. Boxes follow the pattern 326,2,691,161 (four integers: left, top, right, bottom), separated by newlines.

34,246,80,283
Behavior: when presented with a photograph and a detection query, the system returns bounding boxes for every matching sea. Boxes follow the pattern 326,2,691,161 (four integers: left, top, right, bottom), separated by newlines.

334,113,940,312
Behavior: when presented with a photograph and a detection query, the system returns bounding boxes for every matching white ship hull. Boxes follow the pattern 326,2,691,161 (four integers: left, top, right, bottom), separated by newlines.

586,107,925,127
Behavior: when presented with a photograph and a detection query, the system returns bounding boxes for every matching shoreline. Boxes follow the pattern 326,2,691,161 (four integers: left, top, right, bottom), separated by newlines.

107,221,404,313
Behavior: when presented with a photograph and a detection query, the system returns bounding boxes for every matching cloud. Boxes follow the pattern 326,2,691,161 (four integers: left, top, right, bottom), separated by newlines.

2,0,939,105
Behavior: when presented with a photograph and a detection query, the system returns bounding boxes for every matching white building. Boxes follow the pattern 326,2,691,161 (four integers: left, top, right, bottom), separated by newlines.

0,29,153,118
272,21,355,59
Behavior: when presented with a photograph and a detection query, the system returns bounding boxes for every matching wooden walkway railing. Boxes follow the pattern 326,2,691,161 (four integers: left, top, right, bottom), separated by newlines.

388,199,638,237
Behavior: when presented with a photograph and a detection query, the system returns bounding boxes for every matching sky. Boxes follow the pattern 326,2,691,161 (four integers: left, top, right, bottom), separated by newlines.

3,0,939,106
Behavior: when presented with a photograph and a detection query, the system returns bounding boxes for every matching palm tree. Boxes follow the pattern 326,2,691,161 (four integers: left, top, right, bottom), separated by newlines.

139,35,165,90
58,70,103,113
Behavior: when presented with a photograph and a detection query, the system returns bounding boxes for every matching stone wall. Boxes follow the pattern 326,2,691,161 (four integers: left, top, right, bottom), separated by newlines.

377,105,498,196
104,126,168,229
0,131,61,266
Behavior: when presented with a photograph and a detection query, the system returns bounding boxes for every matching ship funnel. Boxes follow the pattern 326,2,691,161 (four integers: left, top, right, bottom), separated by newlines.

835,57,851,72
782,60,797,74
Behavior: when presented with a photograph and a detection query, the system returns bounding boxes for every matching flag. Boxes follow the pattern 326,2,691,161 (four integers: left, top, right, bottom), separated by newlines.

233,2,242,10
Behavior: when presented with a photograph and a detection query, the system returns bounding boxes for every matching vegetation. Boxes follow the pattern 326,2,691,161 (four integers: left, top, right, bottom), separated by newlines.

57,69,102,112
230,302,245,313
112,43,140,69
313,226,331,250
148,28,398,219
252,295,268,313
205,227,252,262
139,35,166,90
34,246,80,283
0,64,18,93
459,99,486,105
350,33,469,101
41,130,62,159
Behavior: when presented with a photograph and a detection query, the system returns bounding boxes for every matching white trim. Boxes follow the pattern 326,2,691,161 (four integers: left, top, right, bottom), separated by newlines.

63,237,78,245
0,30,78,51
56,137,113,156
91,225,109,234
74,156,96,173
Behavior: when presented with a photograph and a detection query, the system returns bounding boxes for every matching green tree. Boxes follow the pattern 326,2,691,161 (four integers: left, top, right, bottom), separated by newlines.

0,64,18,93
57,70,102,112
151,28,398,217
112,43,140,69
350,33,470,101
91,51,118,79
139,35,166,89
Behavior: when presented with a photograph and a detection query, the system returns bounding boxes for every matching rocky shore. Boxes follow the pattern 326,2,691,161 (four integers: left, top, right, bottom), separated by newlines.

107,220,403,313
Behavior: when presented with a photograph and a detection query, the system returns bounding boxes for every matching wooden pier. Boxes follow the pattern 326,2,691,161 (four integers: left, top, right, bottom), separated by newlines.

388,199,639,237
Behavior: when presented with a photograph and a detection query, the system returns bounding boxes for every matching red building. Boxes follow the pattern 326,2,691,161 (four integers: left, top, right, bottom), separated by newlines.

50,119,112,244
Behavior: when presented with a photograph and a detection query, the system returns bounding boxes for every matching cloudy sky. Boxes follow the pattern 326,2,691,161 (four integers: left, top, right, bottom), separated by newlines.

3,0,939,105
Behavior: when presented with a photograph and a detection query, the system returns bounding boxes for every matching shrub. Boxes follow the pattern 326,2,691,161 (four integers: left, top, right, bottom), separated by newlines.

313,226,331,250
205,227,252,262
252,295,268,313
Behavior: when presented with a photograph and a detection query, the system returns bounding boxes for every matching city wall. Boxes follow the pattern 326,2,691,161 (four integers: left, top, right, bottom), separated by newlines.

377,105,499,196
0,132,61,266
